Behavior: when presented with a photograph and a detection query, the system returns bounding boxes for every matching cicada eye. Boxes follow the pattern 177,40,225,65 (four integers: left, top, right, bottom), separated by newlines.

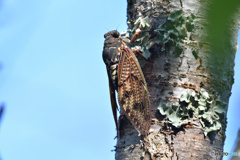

111,30,120,38
104,30,120,38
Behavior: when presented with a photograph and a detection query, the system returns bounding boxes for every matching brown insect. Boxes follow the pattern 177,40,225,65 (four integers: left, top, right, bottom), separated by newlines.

102,30,151,136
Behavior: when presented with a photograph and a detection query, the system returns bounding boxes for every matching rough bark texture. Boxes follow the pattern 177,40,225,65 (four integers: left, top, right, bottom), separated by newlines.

115,0,240,160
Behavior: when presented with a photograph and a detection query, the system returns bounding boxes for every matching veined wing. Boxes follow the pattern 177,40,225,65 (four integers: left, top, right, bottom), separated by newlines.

117,43,151,135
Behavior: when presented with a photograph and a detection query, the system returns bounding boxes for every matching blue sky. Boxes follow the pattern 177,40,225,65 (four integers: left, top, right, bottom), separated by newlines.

0,0,239,160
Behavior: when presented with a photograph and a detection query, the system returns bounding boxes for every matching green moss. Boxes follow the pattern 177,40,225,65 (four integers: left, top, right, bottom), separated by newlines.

158,89,227,136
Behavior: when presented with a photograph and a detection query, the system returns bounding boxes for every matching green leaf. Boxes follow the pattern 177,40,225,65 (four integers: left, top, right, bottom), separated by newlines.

161,46,165,51
198,100,207,108
175,25,187,37
199,105,205,111
200,119,205,127
180,92,191,103
168,10,183,22
141,36,149,45
200,89,209,99
186,103,194,111
172,105,179,111
134,16,149,28
212,104,226,114
204,121,221,136
191,91,196,97
201,112,214,124
176,42,184,48
140,16,149,28
186,22,194,32
187,13,196,22
143,49,151,59
134,17,141,25
158,103,168,115
168,112,182,128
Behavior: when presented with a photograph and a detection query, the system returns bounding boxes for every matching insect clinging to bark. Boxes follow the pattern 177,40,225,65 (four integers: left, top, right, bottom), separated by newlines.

102,30,151,136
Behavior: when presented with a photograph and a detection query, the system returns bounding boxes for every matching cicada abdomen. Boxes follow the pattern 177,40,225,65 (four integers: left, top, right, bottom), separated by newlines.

103,30,151,136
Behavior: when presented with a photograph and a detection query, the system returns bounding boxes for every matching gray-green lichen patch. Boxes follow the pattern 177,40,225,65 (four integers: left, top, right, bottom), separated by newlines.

158,89,227,136
125,10,197,59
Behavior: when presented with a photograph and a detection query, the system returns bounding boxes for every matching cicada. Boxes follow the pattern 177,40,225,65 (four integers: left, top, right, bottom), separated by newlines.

102,30,151,136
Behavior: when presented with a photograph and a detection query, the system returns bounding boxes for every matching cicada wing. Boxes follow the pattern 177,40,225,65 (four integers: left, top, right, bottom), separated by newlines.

106,67,118,134
118,46,151,135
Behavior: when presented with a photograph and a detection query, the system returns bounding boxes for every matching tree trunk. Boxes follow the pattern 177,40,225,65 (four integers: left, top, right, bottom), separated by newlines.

115,0,240,159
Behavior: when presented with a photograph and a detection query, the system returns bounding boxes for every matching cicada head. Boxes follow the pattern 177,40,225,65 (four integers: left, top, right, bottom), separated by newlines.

104,30,120,38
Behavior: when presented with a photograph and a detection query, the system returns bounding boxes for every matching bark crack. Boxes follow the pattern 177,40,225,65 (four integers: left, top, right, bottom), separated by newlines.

179,0,183,8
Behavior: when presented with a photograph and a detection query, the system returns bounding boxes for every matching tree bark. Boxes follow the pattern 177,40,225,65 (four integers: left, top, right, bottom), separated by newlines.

115,0,240,160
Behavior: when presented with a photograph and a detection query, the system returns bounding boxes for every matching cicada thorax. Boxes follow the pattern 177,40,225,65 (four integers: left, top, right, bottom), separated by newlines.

103,30,151,136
